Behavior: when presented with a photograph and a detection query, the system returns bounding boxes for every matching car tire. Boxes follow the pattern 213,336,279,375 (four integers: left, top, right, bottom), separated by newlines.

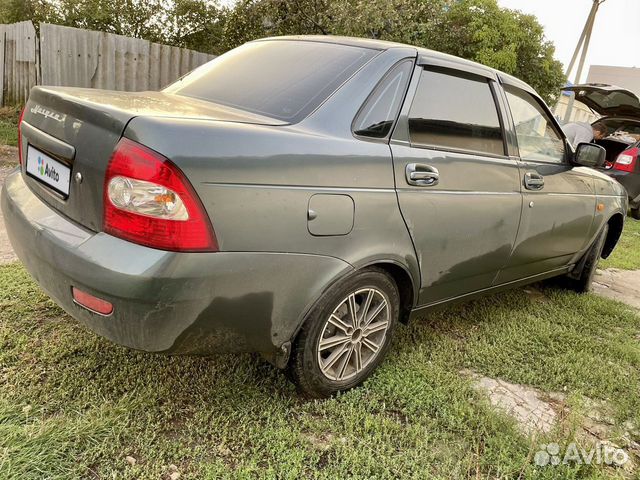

287,268,400,399
564,224,608,293
631,208,640,220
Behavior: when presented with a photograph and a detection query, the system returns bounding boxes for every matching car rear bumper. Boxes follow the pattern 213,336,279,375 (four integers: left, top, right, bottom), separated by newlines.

1,169,352,354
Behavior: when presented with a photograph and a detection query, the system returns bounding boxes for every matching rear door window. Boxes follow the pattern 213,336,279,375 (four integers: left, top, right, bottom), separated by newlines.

353,59,413,139
165,41,376,123
504,85,566,163
408,68,505,156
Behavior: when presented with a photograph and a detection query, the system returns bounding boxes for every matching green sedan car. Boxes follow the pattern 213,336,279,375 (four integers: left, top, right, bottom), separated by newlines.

1,36,627,398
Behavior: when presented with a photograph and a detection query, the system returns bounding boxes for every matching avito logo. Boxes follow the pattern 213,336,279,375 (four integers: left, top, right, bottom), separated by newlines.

37,156,60,182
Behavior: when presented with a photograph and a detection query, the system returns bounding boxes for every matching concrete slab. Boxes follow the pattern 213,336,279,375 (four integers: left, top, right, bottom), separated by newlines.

593,268,640,310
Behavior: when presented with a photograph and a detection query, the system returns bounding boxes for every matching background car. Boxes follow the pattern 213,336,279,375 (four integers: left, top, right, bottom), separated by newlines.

564,84,640,218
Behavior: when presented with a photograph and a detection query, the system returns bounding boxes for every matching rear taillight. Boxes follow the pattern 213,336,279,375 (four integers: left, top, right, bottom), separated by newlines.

17,107,25,165
103,138,218,252
613,147,638,173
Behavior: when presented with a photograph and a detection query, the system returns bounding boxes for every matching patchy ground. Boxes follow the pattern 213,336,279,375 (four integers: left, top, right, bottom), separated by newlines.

463,369,559,435
0,145,18,265
0,107,19,148
466,370,640,474
593,269,640,310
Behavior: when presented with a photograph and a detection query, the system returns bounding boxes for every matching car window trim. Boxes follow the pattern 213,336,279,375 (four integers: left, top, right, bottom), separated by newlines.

351,57,416,143
405,142,511,161
406,66,509,158
492,81,520,157
417,54,498,81
488,80,510,157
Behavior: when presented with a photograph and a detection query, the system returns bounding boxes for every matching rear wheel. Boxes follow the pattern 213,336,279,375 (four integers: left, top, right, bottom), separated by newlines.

631,207,640,220
287,268,400,398
564,224,608,293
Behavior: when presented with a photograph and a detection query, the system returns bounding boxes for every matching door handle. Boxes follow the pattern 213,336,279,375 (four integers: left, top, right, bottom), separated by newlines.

524,171,545,190
406,163,439,186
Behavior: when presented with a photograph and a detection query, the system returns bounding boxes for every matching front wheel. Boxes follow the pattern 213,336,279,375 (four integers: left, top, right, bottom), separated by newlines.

287,268,400,398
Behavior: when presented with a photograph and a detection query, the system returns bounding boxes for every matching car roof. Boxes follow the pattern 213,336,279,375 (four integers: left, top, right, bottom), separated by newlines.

256,35,536,95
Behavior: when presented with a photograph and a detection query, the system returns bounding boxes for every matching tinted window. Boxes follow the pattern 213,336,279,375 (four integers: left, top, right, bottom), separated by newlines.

408,69,504,156
165,41,376,123
353,60,413,139
504,85,565,163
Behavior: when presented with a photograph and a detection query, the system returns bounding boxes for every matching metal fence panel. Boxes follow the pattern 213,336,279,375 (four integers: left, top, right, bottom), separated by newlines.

0,28,5,106
0,21,38,105
39,23,215,93
0,21,215,106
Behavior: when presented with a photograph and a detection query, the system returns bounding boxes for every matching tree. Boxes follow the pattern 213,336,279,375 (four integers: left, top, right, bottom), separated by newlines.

166,0,226,54
0,0,565,103
0,0,56,25
219,0,565,104
427,0,564,104
218,0,447,52
0,0,226,54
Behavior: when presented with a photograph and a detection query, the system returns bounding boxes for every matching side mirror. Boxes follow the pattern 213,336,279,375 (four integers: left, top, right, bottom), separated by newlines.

574,142,606,168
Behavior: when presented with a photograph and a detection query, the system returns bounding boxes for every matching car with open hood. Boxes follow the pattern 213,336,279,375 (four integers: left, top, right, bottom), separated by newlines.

564,84,640,218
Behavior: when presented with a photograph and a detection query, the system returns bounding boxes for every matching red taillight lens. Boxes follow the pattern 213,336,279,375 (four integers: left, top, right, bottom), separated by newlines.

103,138,218,252
17,107,26,165
613,147,638,173
72,287,113,315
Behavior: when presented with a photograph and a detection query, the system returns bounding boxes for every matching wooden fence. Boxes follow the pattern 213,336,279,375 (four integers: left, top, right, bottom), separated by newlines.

0,21,216,106
0,21,39,106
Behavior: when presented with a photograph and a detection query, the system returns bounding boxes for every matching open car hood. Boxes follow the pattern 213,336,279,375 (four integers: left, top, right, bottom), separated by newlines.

564,84,640,119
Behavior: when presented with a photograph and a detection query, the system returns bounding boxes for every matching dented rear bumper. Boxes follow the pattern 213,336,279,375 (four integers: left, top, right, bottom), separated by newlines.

1,169,352,355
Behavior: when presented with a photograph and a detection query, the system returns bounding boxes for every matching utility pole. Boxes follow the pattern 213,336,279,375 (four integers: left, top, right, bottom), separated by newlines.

562,0,608,123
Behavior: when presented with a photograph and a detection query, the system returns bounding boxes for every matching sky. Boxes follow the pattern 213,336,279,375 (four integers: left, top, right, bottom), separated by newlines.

496,0,640,82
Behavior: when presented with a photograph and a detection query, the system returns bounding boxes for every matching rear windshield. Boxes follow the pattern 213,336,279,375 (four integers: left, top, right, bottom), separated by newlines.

164,41,377,123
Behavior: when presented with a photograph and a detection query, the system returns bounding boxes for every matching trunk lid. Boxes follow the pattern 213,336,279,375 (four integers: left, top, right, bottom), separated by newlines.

20,86,285,232
564,83,640,119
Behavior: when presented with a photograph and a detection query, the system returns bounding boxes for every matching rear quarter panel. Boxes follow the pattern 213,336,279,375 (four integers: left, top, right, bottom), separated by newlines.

124,47,421,305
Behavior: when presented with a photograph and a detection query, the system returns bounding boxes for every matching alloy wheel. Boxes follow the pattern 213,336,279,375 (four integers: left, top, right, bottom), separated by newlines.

316,287,390,381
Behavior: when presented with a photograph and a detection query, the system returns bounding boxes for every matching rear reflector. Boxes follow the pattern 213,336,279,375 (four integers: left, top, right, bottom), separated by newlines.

72,287,113,315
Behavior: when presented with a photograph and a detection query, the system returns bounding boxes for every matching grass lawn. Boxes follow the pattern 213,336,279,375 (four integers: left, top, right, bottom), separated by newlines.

601,218,640,271
0,107,20,147
1,262,639,479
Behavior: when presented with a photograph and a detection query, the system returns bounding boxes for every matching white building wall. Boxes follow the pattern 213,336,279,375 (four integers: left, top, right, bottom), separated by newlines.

587,65,640,97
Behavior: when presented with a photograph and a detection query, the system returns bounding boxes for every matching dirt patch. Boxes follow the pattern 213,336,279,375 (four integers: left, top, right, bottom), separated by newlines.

0,145,18,167
522,285,550,302
593,269,640,310
0,145,18,265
